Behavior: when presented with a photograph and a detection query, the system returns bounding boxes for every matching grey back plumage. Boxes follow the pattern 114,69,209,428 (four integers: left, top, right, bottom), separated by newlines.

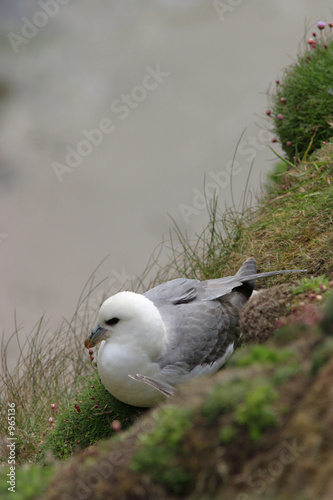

143,257,305,385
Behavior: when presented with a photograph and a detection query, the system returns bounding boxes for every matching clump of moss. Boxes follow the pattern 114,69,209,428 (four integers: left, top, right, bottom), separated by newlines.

311,338,333,374
131,405,193,494
272,363,302,386
268,22,333,160
42,374,146,460
228,344,293,367
219,423,238,444
0,463,56,500
202,377,248,423
234,381,278,440
203,375,279,442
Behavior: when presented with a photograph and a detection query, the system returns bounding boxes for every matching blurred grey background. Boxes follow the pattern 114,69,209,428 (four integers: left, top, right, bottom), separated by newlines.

0,0,331,365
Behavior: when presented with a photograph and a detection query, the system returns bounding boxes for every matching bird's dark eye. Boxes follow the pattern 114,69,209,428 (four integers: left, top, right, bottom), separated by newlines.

105,317,120,327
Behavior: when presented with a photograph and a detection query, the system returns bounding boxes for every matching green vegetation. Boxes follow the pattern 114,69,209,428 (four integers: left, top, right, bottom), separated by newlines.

272,363,302,386
311,337,333,374
131,405,193,494
0,464,56,500
227,344,293,367
205,342,304,443
268,22,333,160
202,377,248,422
234,381,278,440
42,374,146,460
161,140,333,289
203,374,280,442
293,275,331,295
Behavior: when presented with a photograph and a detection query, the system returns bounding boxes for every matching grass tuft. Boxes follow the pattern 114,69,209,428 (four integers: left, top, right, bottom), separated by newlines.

268,24,333,160
41,374,146,460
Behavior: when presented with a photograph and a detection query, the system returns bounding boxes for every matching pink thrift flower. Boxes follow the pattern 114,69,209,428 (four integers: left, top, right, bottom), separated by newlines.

317,21,326,30
111,420,122,432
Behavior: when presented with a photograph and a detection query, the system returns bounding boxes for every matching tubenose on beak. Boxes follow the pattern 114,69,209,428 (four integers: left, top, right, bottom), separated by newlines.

84,325,107,349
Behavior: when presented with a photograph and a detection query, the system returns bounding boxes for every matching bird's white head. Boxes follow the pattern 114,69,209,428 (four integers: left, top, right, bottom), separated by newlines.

84,291,166,357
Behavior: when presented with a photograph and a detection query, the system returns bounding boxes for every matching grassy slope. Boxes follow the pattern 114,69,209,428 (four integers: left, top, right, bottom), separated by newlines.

163,141,333,283
0,135,332,498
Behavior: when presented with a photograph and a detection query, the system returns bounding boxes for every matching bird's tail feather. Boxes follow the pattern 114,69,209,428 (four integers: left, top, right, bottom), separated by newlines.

228,257,306,309
236,257,306,283
241,268,307,283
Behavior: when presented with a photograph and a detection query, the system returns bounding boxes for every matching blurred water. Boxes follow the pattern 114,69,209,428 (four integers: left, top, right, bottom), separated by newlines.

0,0,331,367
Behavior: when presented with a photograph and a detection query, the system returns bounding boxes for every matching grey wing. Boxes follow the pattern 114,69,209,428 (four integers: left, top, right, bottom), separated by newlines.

142,260,256,385
143,258,258,306
142,257,305,386
154,299,241,385
144,257,305,305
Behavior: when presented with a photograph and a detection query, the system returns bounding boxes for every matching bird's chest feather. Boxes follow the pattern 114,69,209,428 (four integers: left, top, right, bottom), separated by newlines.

98,341,154,378
97,341,163,406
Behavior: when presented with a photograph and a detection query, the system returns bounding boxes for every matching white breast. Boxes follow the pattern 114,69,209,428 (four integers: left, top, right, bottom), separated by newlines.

97,340,166,407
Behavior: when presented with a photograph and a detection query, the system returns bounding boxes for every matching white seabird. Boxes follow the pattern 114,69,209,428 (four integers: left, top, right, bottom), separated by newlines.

84,258,305,407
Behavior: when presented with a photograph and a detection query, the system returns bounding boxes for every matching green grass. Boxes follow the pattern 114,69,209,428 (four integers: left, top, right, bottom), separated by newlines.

160,140,333,288
293,275,331,295
41,374,146,460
